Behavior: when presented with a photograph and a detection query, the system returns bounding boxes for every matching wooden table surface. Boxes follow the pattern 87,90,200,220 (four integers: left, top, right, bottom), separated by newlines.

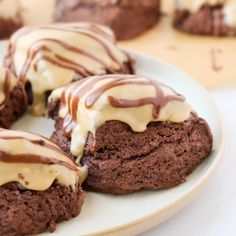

119,14,236,89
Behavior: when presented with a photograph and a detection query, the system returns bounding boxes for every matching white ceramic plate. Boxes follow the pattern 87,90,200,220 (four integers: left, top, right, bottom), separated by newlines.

0,43,225,236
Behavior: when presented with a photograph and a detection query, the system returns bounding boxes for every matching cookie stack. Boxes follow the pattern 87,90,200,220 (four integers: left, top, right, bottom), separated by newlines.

0,22,213,235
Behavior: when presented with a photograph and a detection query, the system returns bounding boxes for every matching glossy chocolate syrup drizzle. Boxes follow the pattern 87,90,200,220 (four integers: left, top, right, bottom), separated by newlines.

60,75,185,135
0,152,77,171
5,24,130,83
65,0,121,10
0,70,11,110
0,134,78,171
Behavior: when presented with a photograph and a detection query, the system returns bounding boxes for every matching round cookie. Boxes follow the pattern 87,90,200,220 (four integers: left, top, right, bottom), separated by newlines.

173,0,236,36
0,0,23,39
48,74,213,195
4,23,134,116
54,0,161,40
0,129,86,235
0,0,55,39
0,67,28,128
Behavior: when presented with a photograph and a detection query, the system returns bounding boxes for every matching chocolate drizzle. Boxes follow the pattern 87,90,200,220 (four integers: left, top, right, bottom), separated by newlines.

5,24,131,84
65,0,121,9
1,135,67,155
59,75,185,135
0,151,77,171
0,133,78,171
19,38,118,82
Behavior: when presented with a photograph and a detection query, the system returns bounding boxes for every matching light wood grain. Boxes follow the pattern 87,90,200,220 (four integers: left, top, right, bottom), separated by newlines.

119,15,236,88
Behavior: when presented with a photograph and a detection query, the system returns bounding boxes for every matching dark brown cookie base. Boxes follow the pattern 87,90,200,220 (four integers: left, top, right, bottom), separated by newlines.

0,182,84,236
0,83,28,128
49,108,213,195
55,0,160,40
0,17,22,39
173,4,236,36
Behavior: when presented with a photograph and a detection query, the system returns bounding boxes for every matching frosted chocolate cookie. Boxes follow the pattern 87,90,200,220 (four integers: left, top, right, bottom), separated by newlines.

4,23,134,116
173,0,236,35
0,129,86,235
0,0,55,39
54,0,161,40
0,0,23,39
48,74,213,195
0,67,28,128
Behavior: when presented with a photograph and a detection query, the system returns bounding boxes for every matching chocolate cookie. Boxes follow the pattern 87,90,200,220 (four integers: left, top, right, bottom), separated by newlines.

0,129,86,235
51,115,212,194
0,182,83,235
0,68,28,128
0,0,56,39
54,0,161,40
0,0,23,39
4,23,134,116
0,17,22,39
173,1,236,36
48,74,213,195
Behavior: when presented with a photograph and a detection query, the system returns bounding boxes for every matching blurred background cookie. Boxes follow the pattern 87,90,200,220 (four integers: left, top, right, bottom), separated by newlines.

54,0,161,40
0,0,54,39
173,0,236,36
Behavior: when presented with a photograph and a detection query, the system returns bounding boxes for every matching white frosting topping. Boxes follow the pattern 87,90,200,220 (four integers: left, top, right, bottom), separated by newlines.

176,0,236,27
0,68,17,107
49,75,193,160
7,23,131,116
0,0,21,20
0,129,87,191
0,0,54,24
20,0,55,26
223,0,236,27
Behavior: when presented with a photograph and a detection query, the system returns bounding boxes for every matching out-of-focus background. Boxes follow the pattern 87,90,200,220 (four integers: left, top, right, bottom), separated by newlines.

120,4,236,88
1,0,235,88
